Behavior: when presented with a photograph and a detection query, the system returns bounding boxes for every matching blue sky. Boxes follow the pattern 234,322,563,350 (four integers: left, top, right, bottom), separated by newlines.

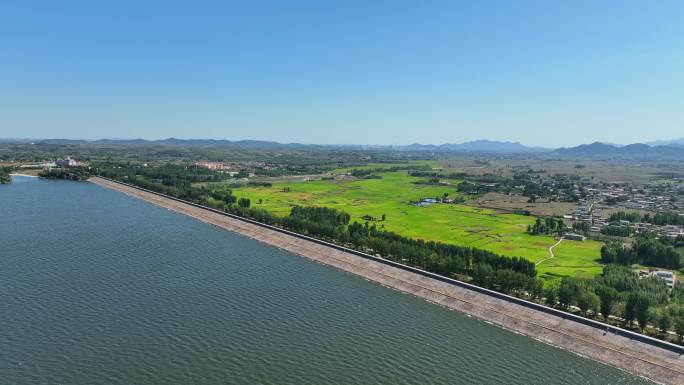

1,1,683,146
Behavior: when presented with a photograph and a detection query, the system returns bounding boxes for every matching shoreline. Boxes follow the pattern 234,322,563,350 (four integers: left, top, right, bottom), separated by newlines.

9,173,39,178
89,176,684,385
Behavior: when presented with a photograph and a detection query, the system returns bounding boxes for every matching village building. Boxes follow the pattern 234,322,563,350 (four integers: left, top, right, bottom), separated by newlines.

191,161,230,170
564,232,586,241
55,156,82,167
640,270,677,289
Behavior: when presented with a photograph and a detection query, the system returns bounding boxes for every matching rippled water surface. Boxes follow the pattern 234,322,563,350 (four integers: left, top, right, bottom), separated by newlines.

0,177,653,384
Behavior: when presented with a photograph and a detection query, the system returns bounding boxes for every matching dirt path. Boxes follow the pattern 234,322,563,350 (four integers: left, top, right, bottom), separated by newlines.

536,238,563,266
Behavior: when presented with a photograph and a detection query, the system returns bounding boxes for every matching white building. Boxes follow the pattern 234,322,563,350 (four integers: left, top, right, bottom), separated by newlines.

55,156,81,167
648,270,676,289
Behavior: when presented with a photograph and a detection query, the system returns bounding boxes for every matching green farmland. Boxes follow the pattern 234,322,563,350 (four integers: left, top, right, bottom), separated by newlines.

226,171,603,279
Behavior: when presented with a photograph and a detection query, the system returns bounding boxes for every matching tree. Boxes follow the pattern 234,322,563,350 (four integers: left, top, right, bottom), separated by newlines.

573,221,590,235
544,282,558,307
472,263,494,288
558,278,577,310
658,312,672,334
625,293,638,327
238,197,251,208
577,290,599,316
531,279,544,300
0,167,12,184
635,294,651,331
673,281,684,303
556,220,566,237
675,316,684,342
596,286,618,321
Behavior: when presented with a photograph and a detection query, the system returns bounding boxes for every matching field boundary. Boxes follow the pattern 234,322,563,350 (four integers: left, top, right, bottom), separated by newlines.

92,176,684,355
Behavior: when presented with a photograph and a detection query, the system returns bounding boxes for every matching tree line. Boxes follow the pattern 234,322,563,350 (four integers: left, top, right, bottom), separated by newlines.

600,225,633,237
601,233,682,269
609,210,684,226
0,167,12,184
527,217,566,236
548,265,684,339
228,204,539,295
38,166,91,181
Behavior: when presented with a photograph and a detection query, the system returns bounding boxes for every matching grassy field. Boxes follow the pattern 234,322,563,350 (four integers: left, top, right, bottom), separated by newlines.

542,240,604,279
332,160,435,174
225,171,603,279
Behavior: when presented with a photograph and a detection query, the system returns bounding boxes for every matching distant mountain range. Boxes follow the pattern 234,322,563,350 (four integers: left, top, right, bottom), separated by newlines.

3,137,684,158
402,140,549,153
646,137,684,147
34,138,302,148
554,142,684,158
24,138,551,153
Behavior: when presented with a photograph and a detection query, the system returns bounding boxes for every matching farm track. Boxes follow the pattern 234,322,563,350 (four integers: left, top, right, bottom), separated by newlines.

536,238,563,266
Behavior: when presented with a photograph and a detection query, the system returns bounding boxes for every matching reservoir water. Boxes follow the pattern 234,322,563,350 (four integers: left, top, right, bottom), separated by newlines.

1,177,653,384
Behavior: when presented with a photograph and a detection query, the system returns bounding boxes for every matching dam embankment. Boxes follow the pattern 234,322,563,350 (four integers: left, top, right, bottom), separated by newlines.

89,176,684,385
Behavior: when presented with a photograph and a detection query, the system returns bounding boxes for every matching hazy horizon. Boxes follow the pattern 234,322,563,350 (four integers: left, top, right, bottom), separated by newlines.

2,1,683,147
3,135,684,149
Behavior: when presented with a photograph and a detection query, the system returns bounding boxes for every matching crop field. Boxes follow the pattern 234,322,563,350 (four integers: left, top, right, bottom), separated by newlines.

226,171,604,279
437,157,671,184
468,192,579,217
332,160,435,174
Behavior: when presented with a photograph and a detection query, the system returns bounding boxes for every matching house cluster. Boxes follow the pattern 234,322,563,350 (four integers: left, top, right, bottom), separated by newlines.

565,180,684,239
191,161,255,177
246,161,271,168
20,156,84,170
55,156,83,167
639,269,677,289
192,161,230,170
631,222,684,239
586,183,684,212
571,211,684,240
571,199,606,232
